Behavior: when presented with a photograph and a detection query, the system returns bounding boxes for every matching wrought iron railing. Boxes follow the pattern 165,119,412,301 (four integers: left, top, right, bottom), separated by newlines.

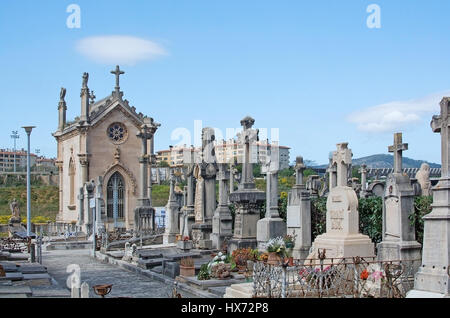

252,257,421,298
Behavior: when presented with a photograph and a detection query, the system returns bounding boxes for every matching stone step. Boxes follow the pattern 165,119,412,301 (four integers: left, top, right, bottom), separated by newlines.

3,272,24,281
224,283,254,298
5,253,29,261
19,264,48,274
137,251,164,260
23,273,52,286
137,258,164,269
0,286,32,296
31,288,71,298
0,293,28,298
208,286,227,298
0,262,20,272
164,252,202,261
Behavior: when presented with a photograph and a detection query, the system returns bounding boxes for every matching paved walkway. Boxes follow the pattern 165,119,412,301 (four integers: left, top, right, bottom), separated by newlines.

42,249,195,298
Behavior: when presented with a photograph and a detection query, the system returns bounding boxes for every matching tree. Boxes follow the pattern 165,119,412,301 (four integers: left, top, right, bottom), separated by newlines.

158,160,169,168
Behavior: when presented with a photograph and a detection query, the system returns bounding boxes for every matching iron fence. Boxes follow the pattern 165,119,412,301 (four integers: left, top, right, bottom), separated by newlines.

252,257,421,298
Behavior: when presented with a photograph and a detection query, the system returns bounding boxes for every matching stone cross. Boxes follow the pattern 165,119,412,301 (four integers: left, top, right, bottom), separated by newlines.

431,97,450,178
111,65,125,94
359,164,368,192
294,156,306,186
236,116,259,188
332,143,352,187
261,142,279,218
388,132,408,174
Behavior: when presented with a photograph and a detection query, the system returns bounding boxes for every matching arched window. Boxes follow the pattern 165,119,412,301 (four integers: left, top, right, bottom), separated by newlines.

107,172,125,222
69,158,75,205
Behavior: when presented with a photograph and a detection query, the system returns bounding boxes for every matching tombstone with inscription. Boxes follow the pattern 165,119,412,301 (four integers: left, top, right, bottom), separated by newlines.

408,97,450,297
377,133,421,262
286,156,311,259
257,142,286,250
228,116,265,254
307,143,375,260
212,160,233,249
191,128,217,249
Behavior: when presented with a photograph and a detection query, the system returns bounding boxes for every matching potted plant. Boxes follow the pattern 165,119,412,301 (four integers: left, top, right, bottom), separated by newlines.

179,257,195,277
283,234,296,266
266,237,286,265
177,236,193,251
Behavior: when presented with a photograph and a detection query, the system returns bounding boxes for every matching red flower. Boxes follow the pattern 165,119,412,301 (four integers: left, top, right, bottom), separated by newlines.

360,269,369,280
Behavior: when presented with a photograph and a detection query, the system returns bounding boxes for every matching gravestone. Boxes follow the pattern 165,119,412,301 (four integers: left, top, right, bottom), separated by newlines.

163,170,180,244
180,151,195,239
377,133,421,262
191,128,217,249
228,116,265,254
286,156,311,259
307,143,375,260
212,159,233,250
408,97,450,297
257,142,286,250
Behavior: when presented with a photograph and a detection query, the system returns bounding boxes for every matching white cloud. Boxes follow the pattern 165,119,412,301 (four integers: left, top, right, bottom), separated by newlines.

76,35,167,66
347,90,450,133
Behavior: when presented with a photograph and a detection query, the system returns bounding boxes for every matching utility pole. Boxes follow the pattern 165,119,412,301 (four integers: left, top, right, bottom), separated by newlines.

22,126,35,237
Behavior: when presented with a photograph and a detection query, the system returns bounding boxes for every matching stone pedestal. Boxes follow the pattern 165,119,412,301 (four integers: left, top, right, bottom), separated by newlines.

377,173,421,262
411,178,450,296
191,223,212,249
287,189,311,259
287,156,311,259
212,205,233,250
228,190,265,254
309,186,374,260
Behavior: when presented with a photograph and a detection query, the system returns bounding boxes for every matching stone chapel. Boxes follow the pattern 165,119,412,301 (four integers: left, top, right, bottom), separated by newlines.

52,66,159,233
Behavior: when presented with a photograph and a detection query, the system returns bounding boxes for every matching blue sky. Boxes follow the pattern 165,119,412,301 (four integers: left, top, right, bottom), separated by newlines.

0,0,448,165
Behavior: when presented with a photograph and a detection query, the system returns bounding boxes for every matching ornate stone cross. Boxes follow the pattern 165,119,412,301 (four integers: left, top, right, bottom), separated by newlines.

431,97,450,178
236,116,259,188
111,65,125,93
388,133,408,174
332,143,352,187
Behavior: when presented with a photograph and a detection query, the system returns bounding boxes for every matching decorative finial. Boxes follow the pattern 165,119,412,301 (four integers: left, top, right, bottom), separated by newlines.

90,90,96,104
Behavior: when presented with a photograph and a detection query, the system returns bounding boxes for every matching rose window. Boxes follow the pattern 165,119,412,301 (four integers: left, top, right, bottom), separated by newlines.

107,123,127,144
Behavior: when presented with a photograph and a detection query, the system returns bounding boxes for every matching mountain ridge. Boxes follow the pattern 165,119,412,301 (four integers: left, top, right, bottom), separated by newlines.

314,154,441,169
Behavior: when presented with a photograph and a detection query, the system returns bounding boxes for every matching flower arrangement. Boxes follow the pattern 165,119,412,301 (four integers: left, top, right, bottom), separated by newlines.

231,248,258,267
283,234,296,248
267,237,286,256
183,236,190,241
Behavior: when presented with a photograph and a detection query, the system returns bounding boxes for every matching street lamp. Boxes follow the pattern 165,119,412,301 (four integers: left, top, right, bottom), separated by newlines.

10,131,19,173
22,126,35,237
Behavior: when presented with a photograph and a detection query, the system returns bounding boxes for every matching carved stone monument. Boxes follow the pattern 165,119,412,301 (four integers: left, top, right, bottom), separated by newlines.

212,158,233,250
228,116,265,254
308,143,375,260
191,128,217,249
134,119,159,235
377,133,421,262
286,156,311,259
257,142,286,251
163,170,180,244
180,146,196,239
415,163,432,196
408,97,450,298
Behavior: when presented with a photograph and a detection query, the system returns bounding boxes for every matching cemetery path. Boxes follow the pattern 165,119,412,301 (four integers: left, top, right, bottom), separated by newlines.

41,249,195,298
